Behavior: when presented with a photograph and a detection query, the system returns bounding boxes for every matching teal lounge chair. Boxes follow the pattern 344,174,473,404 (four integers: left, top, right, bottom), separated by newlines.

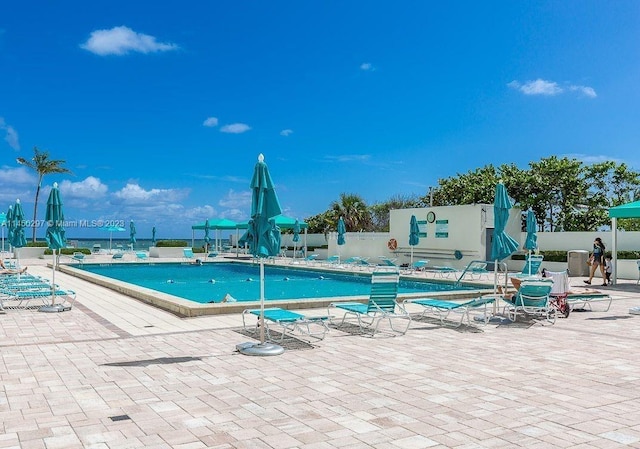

406,296,495,327
71,252,85,264
512,255,544,278
378,257,399,267
112,251,124,260
242,307,330,342
502,280,555,324
302,254,318,264
183,248,195,260
328,267,411,336
136,252,148,261
324,255,340,266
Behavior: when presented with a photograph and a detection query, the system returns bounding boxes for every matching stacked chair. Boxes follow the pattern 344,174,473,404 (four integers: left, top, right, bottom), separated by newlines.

0,271,76,311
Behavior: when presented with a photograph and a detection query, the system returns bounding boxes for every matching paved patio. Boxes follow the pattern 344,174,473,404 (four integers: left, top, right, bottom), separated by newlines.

1,257,640,448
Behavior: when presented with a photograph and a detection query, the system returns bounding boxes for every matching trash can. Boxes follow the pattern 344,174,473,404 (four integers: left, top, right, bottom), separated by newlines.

567,250,590,277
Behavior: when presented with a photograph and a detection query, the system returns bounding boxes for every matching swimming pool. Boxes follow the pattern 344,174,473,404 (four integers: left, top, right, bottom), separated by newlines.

78,262,475,304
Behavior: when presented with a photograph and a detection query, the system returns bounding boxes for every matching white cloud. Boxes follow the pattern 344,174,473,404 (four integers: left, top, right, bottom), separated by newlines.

509,79,563,96
324,154,371,163
360,62,374,71
220,123,251,134
0,166,35,184
186,205,218,221
59,176,108,199
80,26,179,56
113,183,189,205
509,78,597,98
218,189,251,209
569,85,597,98
0,117,20,150
203,117,218,127
280,129,293,137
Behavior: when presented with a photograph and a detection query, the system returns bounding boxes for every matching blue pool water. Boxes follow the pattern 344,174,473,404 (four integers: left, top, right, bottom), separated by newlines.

78,262,473,303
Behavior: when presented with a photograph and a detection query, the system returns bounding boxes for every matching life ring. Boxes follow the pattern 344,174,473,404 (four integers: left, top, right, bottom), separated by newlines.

387,238,398,250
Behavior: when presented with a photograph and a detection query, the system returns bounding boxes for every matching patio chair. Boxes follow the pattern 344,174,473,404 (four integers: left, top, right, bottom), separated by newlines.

112,251,125,260
328,267,411,336
429,266,460,279
136,252,148,261
406,260,429,274
242,307,330,342
502,280,555,324
406,296,496,327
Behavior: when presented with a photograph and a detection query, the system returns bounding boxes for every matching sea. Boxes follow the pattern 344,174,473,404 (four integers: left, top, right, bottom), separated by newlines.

64,238,230,252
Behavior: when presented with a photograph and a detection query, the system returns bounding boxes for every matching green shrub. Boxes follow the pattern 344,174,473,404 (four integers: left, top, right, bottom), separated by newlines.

156,240,188,247
44,248,91,255
26,241,48,247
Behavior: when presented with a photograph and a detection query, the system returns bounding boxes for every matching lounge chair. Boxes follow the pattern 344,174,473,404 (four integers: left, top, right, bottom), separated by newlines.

378,257,399,267
328,267,411,336
430,266,460,279
302,254,318,264
136,251,148,261
502,280,555,324
546,269,612,312
511,255,544,278
112,251,125,260
406,296,495,327
242,307,330,342
406,260,429,274
1,287,76,309
463,261,491,280
71,252,86,264
323,255,340,266
183,248,195,261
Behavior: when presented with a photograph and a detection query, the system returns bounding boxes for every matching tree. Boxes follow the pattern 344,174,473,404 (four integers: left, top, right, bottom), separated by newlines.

16,147,72,242
330,193,372,232
370,194,424,231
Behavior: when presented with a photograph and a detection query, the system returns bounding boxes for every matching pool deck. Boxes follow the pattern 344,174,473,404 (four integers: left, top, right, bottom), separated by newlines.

2,254,640,448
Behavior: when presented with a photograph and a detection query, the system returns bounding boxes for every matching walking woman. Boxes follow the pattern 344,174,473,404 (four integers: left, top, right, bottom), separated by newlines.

584,237,607,286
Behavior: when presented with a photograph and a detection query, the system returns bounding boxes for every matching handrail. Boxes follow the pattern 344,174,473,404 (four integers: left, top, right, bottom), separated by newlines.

454,259,509,290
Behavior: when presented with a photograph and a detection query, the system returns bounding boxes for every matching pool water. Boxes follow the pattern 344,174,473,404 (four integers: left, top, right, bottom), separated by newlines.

79,262,473,304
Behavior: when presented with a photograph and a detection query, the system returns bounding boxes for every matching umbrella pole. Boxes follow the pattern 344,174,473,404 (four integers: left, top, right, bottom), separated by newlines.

51,249,56,306
411,247,414,268
259,259,265,344
493,259,499,315
528,250,532,276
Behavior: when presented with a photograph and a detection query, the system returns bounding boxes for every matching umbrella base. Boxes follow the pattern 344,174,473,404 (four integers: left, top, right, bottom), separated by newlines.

236,342,285,356
38,304,72,313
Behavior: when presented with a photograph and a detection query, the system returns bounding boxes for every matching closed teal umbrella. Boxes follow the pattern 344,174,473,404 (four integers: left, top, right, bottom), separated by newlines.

129,220,136,250
523,210,538,275
42,183,67,311
237,154,284,356
204,219,211,251
292,219,300,259
0,211,6,254
337,217,346,246
10,199,27,270
409,215,420,266
6,205,14,250
151,226,157,247
491,182,519,311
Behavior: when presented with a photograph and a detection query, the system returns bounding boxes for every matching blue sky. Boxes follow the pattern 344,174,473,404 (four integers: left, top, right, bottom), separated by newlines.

1,1,639,239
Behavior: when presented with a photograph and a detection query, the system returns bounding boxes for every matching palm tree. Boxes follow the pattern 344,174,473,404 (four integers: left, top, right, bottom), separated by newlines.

16,147,72,242
330,193,372,231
